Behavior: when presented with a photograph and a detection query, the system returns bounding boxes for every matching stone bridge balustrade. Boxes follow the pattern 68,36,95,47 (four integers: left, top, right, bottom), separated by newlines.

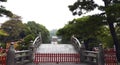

6,43,33,65
5,35,116,65
71,36,105,65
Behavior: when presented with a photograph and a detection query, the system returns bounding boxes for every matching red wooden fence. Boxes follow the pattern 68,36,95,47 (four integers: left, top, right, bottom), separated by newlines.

0,48,6,65
0,56,6,65
33,53,80,64
0,48,118,65
104,48,117,65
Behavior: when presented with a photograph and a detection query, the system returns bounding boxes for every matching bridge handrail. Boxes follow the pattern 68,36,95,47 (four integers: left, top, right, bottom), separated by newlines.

15,50,32,64
6,44,33,65
79,44,105,65
71,35,81,51
15,50,30,53
83,50,99,64
32,36,40,45
32,33,42,49
72,35,81,47
83,51,98,54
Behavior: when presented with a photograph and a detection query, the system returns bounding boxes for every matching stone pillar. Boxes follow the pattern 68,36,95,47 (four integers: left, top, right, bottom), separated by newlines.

6,43,15,65
98,44,105,65
29,44,34,62
79,43,86,63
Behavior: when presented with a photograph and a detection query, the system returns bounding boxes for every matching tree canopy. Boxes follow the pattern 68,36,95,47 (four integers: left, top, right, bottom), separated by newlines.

25,21,50,43
1,19,27,42
0,29,8,36
0,19,50,49
57,15,113,49
68,0,120,62
0,0,13,17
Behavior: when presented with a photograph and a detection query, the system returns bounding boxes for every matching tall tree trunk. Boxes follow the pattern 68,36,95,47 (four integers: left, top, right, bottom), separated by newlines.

108,19,120,62
103,0,120,62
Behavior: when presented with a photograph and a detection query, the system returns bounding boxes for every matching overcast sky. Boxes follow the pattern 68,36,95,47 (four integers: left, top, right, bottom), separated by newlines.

0,0,104,30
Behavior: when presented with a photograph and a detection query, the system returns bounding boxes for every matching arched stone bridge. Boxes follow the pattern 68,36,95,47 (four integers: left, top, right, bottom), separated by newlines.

5,34,117,65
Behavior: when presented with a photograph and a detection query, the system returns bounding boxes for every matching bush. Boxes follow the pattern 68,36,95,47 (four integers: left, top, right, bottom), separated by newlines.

22,34,34,50
0,42,6,49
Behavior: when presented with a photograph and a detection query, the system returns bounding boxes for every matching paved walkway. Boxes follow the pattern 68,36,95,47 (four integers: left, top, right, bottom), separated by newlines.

22,44,89,65
36,44,77,53
24,62,89,65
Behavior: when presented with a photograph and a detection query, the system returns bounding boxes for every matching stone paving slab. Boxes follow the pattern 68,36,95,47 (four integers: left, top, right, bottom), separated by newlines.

36,44,77,53
24,62,89,65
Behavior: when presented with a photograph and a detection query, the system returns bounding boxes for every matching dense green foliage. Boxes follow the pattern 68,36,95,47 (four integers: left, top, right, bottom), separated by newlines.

0,0,13,36
25,21,50,43
0,20,50,43
0,20,50,49
57,16,113,48
0,0,13,17
0,29,8,36
68,0,120,62
1,19,27,42
0,0,13,48
21,34,34,50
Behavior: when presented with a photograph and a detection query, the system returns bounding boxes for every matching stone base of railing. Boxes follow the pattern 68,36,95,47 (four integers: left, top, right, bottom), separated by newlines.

83,61,97,65
16,60,31,65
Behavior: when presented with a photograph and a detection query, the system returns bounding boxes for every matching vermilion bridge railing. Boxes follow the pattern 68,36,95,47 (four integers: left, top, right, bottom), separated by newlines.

33,53,80,64
0,48,6,65
104,48,117,65
0,56,6,65
0,47,118,65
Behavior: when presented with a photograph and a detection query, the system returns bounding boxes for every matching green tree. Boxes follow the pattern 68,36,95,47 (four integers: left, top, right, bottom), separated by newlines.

0,29,8,48
57,16,111,49
0,29,8,36
1,16,27,42
0,0,13,17
69,0,120,62
25,21,50,43
21,34,34,50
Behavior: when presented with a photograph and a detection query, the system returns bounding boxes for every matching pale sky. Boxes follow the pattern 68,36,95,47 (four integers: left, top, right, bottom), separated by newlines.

0,0,104,30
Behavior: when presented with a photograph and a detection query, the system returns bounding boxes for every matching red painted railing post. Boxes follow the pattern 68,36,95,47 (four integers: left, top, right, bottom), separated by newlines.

33,53,80,64
1,56,6,65
104,48,117,65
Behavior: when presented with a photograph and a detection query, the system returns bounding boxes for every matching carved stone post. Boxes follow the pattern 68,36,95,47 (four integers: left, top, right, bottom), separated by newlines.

98,44,105,65
6,43,15,65
29,43,34,62
79,43,86,63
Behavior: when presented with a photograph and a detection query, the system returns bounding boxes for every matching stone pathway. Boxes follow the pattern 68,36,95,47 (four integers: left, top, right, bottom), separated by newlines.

24,62,89,65
36,44,77,53
22,44,90,65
